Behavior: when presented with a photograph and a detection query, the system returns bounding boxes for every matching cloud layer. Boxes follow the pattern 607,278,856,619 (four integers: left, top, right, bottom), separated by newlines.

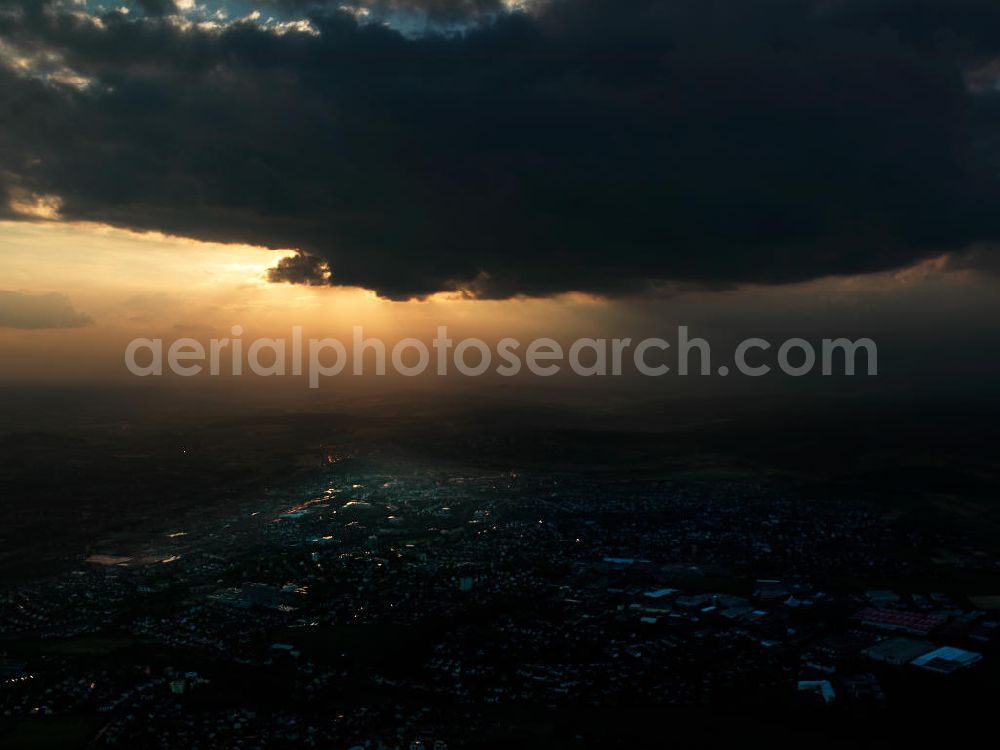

0,290,92,328
2,0,1000,298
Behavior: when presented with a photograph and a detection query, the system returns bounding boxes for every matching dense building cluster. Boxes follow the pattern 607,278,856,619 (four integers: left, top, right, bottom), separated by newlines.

1,461,998,747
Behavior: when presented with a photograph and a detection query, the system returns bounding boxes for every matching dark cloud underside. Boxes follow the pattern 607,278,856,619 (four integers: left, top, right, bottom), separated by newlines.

132,0,179,17
266,1,508,22
2,0,1000,298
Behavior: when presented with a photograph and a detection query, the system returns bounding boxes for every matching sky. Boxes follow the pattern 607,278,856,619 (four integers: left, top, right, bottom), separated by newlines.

2,1,1000,394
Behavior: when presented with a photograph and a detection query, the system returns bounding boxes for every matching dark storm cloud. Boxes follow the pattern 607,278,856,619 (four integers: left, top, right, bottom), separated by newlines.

133,0,179,16
267,252,331,285
0,290,92,329
3,0,1000,299
264,0,507,22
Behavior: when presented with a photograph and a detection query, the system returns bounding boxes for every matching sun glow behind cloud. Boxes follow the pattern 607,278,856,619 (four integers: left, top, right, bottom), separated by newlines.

0,219,618,380
2,216,998,389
